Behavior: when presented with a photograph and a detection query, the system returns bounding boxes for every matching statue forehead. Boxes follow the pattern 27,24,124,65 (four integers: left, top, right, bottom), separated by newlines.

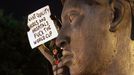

61,0,101,10
61,0,107,15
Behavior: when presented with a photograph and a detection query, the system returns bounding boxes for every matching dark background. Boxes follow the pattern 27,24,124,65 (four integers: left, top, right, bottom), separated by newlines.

0,0,62,75
0,0,62,19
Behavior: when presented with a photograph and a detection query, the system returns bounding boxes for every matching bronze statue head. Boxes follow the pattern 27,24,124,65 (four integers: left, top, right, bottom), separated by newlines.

55,0,134,75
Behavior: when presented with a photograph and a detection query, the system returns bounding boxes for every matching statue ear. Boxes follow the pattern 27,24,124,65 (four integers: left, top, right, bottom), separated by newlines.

109,0,124,32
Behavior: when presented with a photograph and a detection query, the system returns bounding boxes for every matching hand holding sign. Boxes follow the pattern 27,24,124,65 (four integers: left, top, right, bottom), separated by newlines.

27,5,58,64
27,5,62,63
27,5,70,75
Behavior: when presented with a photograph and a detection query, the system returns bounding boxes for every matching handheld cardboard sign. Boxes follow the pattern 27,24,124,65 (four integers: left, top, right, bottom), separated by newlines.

27,5,58,49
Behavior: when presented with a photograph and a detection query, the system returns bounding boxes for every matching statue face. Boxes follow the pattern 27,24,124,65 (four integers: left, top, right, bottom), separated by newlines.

56,0,118,74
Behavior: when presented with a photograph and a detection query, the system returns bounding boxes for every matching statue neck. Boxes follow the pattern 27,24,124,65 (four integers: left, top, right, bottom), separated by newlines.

103,40,133,75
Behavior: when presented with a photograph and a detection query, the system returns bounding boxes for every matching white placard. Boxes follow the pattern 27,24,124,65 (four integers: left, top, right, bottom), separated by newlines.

27,5,58,49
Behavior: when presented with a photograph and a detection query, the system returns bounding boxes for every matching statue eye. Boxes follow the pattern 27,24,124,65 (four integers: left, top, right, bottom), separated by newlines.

68,11,79,24
69,15,75,23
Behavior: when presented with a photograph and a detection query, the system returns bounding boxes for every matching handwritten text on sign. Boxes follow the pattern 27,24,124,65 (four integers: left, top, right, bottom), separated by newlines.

27,5,58,49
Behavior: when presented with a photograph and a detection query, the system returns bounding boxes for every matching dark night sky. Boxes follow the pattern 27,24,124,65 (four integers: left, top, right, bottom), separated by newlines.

0,1,63,75
0,0,62,19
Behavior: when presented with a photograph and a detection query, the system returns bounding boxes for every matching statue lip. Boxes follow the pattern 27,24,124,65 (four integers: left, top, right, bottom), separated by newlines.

62,50,73,66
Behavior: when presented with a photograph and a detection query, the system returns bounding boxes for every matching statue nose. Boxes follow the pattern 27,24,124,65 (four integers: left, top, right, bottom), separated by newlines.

56,35,70,49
